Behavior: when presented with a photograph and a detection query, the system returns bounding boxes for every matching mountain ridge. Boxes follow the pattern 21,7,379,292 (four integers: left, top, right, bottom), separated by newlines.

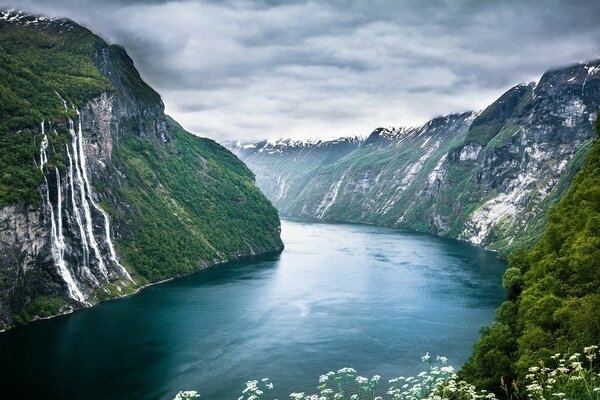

231,58,600,254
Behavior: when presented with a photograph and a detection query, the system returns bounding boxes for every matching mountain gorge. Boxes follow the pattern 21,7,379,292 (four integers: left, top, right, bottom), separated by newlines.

0,11,283,330
232,60,600,253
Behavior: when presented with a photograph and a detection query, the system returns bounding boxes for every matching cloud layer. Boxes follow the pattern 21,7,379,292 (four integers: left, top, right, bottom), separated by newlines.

3,0,600,141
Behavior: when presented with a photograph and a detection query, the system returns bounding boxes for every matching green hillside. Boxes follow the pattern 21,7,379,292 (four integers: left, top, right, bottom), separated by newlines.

461,115,600,395
113,118,283,282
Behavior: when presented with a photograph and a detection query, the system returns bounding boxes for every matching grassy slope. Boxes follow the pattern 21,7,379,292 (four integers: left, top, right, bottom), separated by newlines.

0,16,112,206
460,133,600,396
113,118,283,282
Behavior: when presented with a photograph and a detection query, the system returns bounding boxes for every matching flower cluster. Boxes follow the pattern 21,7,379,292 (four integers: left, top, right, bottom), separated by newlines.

237,378,275,400
524,346,600,400
290,366,382,400
387,355,495,400
173,390,200,399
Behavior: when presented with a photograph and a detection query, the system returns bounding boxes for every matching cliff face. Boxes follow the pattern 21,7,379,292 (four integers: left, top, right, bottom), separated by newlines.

233,60,600,253
0,12,283,330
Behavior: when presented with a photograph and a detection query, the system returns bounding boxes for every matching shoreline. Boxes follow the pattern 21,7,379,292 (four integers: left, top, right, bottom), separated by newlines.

0,245,284,334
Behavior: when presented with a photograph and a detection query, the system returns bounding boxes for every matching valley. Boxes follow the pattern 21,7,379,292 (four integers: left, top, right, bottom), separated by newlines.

231,61,600,254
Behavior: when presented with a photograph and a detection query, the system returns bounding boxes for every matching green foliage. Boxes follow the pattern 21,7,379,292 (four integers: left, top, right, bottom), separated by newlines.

0,19,112,130
112,118,283,282
14,295,68,326
0,18,114,206
502,267,523,300
91,282,140,302
464,85,532,146
461,125,600,396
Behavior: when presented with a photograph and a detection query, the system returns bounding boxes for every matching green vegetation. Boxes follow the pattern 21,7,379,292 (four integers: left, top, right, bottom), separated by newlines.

113,117,282,281
90,282,140,302
14,295,68,326
460,113,600,396
0,16,162,206
0,17,111,206
464,85,531,146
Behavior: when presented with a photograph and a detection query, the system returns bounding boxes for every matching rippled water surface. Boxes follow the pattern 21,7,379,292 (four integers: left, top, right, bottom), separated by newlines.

0,219,506,399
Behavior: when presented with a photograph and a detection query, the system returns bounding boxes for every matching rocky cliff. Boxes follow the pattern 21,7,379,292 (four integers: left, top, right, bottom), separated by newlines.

0,11,283,330
232,59,600,253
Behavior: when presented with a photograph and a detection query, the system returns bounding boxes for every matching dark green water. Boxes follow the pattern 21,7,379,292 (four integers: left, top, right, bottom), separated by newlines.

0,219,506,399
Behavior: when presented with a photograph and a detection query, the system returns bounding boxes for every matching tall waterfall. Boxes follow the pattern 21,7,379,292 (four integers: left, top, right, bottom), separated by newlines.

37,100,134,303
73,111,132,282
69,115,109,280
66,144,98,286
39,122,85,302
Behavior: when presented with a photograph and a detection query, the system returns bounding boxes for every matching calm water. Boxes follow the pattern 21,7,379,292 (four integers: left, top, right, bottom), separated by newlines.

0,219,506,399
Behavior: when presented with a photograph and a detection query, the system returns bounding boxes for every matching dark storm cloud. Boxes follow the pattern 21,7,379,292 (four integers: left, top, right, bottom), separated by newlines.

2,0,599,140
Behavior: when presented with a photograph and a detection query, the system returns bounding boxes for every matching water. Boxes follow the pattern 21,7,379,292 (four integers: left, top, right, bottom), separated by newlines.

0,219,506,399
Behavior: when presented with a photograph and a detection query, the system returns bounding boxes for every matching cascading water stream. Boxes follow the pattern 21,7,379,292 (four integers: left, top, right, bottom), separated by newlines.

66,144,97,285
39,122,85,302
37,99,135,304
68,115,109,281
39,122,48,171
68,117,109,281
74,110,133,282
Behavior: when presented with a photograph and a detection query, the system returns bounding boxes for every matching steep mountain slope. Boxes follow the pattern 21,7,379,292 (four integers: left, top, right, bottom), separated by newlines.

230,136,363,207
461,130,600,395
234,60,600,252
0,11,283,330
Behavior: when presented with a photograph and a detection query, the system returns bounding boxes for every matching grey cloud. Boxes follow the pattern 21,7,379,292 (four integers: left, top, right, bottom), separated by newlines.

1,0,599,141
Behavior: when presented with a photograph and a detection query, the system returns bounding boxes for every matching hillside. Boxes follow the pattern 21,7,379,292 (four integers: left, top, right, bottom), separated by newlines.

461,121,600,395
0,11,283,330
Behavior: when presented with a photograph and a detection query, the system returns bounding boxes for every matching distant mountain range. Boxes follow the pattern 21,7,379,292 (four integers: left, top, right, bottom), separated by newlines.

230,59,600,254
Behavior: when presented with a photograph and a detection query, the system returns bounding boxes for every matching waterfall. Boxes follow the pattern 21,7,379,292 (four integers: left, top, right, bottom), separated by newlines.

39,122,48,171
38,97,134,303
66,144,97,285
56,91,68,110
98,206,133,282
53,167,85,302
68,116,109,281
39,122,85,302
74,111,132,282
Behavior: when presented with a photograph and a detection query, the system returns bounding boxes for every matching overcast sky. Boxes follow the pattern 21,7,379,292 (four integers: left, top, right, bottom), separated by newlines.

3,0,600,141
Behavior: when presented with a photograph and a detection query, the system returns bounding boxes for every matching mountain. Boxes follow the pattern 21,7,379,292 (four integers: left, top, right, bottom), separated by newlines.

0,11,283,330
232,60,600,253
230,136,363,207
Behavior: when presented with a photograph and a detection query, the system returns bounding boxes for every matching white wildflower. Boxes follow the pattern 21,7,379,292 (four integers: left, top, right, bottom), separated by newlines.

173,391,200,399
